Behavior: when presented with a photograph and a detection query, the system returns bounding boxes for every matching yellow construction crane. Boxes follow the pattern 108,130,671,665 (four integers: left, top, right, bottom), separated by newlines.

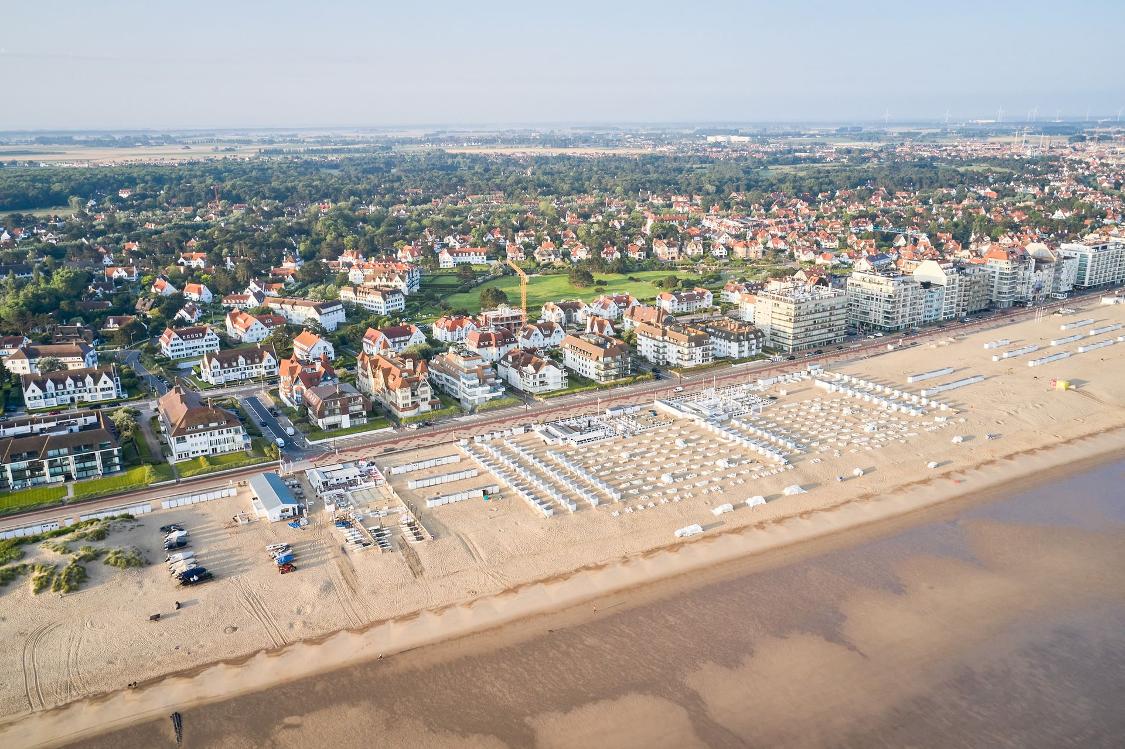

505,258,529,323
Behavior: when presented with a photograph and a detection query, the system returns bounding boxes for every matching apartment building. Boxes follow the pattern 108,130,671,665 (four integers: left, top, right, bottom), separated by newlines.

355,351,435,419
278,354,336,408
515,321,565,350
157,386,248,463
159,325,221,359
266,297,346,331
293,331,334,362
338,285,406,315
464,328,517,363
21,367,123,410
498,349,568,395
438,247,488,267
479,304,526,332
199,345,279,386
540,301,588,327
362,324,425,355
697,319,764,359
432,314,479,343
3,342,99,375
846,270,925,332
656,288,714,314
981,247,1035,309
0,411,122,491
428,348,507,409
1059,238,1125,288
753,283,848,352
635,323,713,368
302,383,370,431
560,334,633,383
225,310,286,343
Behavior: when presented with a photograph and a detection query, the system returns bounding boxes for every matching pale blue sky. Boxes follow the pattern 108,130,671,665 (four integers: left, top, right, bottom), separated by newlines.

1,0,1122,130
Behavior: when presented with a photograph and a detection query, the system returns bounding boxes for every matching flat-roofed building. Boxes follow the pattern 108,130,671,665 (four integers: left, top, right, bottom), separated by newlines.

635,323,713,368
754,283,848,352
1059,237,1125,288
846,270,925,332
0,411,122,491
428,348,506,408
560,333,632,383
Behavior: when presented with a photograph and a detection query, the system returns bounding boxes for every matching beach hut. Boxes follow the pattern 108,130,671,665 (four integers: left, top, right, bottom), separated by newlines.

782,484,805,496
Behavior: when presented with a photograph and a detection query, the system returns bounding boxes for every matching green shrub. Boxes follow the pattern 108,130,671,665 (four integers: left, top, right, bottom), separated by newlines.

0,564,29,587
30,564,56,594
42,540,72,555
0,539,25,565
103,547,145,569
73,545,103,563
52,561,87,593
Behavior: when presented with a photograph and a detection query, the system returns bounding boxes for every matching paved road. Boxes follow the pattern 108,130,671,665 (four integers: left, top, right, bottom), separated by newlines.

117,349,169,396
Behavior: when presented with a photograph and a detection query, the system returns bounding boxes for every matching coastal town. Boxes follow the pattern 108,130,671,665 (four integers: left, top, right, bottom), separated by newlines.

0,125,1123,745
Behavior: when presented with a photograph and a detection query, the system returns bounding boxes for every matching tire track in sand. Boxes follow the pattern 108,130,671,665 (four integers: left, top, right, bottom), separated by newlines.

21,622,60,711
235,580,287,648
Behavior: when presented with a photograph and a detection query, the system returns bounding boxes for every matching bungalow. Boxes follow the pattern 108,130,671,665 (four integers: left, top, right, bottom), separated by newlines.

159,325,220,359
199,345,279,386
362,324,425,355
293,330,335,362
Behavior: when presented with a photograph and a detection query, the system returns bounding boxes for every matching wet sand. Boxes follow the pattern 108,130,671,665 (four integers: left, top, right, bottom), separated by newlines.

62,453,1125,748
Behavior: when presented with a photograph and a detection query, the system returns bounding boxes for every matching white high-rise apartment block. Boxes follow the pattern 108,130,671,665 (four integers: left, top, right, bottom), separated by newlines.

846,271,924,332
753,283,848,352
1058,238,1125,288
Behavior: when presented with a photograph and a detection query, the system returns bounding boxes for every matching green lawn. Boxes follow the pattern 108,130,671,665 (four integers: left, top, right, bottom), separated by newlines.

0,485,68,515
176,441,276,478
475,395,522,413
305,417,392,441
400,405,460,425
71,464,175,500
424,270,704,319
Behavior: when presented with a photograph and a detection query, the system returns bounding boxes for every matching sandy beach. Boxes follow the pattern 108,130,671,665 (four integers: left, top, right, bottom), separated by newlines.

1,297,1124,747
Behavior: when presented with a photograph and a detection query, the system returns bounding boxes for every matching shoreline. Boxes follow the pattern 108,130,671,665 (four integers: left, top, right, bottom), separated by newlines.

4,423,1124,749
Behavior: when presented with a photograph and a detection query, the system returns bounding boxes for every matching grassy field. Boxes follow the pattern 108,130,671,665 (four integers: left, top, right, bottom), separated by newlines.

176,441,275,478
305,417,392,441
0,485,69,515
434,270,705,316
71,464,175,500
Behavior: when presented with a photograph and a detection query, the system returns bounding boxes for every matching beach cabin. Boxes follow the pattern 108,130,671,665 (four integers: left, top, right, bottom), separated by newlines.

249,472,301,522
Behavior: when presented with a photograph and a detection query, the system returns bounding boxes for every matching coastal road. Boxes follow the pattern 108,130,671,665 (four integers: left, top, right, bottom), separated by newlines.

244,395,311,458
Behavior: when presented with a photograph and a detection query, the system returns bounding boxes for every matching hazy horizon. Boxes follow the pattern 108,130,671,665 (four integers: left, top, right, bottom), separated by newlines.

2,0,1123,131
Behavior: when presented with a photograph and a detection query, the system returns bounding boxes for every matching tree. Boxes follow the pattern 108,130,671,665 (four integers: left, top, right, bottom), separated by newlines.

112,320,146,348
568,267,595,288
37,357,64,373
479,287,509,310
265,328,294,358
660,275,681,291
457,264,476,282
108,407,139,442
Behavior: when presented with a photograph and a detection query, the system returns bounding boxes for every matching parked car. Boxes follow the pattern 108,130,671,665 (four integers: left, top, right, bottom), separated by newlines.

178,568,213,586
163,538,189,551
159,524,185,534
